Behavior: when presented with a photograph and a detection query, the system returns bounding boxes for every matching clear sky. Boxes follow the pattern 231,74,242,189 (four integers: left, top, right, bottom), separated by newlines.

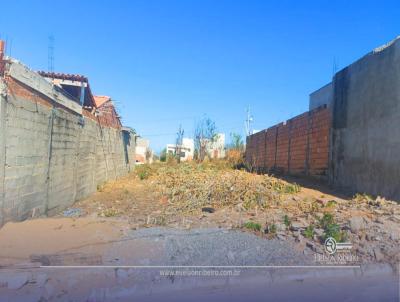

1,1,399,152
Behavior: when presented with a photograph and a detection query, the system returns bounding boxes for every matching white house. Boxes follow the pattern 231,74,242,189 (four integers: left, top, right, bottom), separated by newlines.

166,138,194,161
135,137,152,164
206,133,225,159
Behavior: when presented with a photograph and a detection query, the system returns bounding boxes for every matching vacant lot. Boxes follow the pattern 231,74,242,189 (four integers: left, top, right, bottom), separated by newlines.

0,160,399,301
71,160,399,264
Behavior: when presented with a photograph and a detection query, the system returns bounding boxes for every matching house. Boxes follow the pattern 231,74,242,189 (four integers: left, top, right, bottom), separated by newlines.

135,136,152,164
38,73,122,129
166,138,194,161
206,133,225,159
38,71,97,111
93,95,122,129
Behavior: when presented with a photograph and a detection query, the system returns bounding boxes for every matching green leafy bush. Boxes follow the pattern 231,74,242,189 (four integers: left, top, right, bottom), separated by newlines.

318,213,347,242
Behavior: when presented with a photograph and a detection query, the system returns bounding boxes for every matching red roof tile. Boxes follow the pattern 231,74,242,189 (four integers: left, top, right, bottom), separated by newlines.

93,95,111,108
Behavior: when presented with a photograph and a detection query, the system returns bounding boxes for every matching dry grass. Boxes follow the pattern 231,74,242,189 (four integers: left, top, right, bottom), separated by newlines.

144,160,301,213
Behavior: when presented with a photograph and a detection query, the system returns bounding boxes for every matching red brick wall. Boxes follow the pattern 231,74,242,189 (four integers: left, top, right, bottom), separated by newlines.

275,122,289,173
308,107,330,175
266,125,278,169
245,130,266,169
288,112,308,174
246,106,331,178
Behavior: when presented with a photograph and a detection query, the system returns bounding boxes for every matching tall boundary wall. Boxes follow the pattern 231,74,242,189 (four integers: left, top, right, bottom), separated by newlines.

245,106,330,179
330,37,400,200
0,62,136,225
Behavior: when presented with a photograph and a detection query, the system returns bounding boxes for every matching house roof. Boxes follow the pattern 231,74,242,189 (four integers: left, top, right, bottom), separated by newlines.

93,95,111,108
37,71,88,82
37,71,96,108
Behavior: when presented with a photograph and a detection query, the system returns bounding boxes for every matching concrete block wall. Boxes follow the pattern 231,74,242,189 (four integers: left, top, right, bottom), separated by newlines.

0,74,135,224
330,37,400,200
246,106,330,178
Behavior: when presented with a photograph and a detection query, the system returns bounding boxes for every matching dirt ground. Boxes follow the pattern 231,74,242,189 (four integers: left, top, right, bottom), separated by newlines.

64,161,400,265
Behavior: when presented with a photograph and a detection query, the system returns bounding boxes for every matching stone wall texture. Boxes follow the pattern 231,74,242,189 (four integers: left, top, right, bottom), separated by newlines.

0,75,135,224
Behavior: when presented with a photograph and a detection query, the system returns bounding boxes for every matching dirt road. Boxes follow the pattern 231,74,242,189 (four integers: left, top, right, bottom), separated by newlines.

0,218,398,301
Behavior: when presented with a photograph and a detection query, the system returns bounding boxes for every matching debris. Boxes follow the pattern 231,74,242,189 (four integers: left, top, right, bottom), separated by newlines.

63,208,82,217
202,207,215,213
148,161,298,213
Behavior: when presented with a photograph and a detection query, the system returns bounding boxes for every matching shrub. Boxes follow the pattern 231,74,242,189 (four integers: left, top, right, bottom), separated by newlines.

318,213,334,229
322,223,347,242
318,213,347,242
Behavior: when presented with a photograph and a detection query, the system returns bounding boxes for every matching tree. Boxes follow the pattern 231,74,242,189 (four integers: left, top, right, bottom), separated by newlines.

160,148,167,162
194,116,217,161
175,124,184,163
229,132,244,151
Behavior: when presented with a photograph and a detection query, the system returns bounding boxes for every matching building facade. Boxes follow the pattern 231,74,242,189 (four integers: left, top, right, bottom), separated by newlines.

166,138,194,161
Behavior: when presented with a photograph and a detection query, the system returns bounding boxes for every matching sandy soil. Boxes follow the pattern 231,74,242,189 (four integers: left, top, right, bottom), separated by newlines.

0,218,125,266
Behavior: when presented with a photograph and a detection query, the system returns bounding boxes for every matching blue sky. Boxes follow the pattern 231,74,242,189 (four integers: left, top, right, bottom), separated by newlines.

1,1,399,152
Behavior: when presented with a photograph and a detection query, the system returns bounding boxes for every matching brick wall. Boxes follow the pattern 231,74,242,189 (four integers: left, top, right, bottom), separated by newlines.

245,106,331,178
0,74,136,224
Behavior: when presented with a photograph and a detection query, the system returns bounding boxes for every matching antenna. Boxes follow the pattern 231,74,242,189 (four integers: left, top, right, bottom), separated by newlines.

244,106,253,136
48,35,54,73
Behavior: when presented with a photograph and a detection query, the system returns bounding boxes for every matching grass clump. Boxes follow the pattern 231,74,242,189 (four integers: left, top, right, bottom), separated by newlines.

283,215,291,228
283,183,301,194
303,225,315,239
135,164,152,180
243,221,262,232
326,200,336,207
101,208,119,217
353,193,374,203
265,223,277,237
272,182,301,194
